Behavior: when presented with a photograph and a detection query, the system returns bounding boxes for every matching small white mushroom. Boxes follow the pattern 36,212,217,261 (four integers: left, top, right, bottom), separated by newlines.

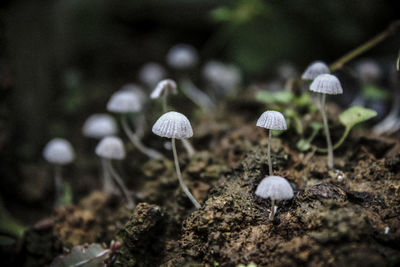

95,136,134,209
356,60,382,85
107,90,163,160
256,111,287,176
166,44,198,70
310,74,343,169
139,62,167,88
152,111,200,209
43,138,75,207
301,61,330,80
82,114,118,139
151,79,178,112
255,175,294,220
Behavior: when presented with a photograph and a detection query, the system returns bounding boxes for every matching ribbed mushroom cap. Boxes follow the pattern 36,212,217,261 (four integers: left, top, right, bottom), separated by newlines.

203,61,241,90
107,90,143,113
166,44,198,70
256,110,287,130
82,114,118,139
255,176,294,201
139,62,167,88
151,79,178,99
95,136,125,160
43,138,75,165
120,84,147,104
301,61,330,80
310,74,343,95
152,111,193,139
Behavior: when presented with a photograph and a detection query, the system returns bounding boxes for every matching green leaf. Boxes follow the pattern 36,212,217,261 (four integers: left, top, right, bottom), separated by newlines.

296,139,311,152
339,106,377,129
50,243,108,267
61,182,73,206
361,85,388,101
255,91,293,104
311,122,323,131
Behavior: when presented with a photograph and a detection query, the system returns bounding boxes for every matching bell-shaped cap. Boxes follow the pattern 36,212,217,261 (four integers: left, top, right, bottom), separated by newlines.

95,136,125,160
203,61,242,91
152,111,193,139
355,60,382,84
166,44,198,70
301,61,330,80
310,74,343,95
139,62,167,88
107,90,143,113
255,176,294,201
151,79,178,99
256,110,287,130
82,114,118,139
43,138,75,165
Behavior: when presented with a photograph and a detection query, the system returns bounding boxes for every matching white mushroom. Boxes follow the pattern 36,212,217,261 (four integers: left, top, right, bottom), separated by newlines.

256,111,287,176
152,111,200,209
151,79,178,112
43,138,75,207
95,136,134,209
139,62,167,88
255,175,294,220
166,44,198,70
82,114,118,139
301,61,330,80
310,74,343,169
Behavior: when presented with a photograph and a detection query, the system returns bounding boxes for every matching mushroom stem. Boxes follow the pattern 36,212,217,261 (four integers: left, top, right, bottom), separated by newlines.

121,115,164,160
320,94,334,169
181,138,196,157
180,76,215,111
269,199,275,220
268,129,273,176
172,138,201,209
104,159,135,210
54,165,63,207
162,91,168,113
101,158,119,195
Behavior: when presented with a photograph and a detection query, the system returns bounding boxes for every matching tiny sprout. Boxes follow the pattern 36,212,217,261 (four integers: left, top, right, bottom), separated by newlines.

43,138,75,207
139,62,167,88
256,111,287,176
107,90,164,160
310,74,343,169
152,111,201,209
255,176,294,220
95,136,135,209
301,61,330,80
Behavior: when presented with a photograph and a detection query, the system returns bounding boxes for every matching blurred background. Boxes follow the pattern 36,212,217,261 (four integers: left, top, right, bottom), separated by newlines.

0,0,399,223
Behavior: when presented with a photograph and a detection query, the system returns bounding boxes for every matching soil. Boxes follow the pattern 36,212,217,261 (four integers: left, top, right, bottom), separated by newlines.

6,97,400,267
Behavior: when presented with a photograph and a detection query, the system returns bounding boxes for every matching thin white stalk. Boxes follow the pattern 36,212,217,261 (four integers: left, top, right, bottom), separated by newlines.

162,91,168,113
181,138,195,157
121,115,164,160
268,129,273,176
54,165,63,207
320,94,334,169
172,138,201,209
101,158,119,195
104,159,135,210
269,199,276,220
180,77,215,111
132,113,146,139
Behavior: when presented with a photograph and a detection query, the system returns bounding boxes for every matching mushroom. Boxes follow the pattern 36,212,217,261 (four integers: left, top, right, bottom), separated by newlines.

301,61,330,80
139,62,167,89
95,136,135,209
43,138,75,207
107,90,163,159
152,111,201,209
151,79,195,157
256,111,287,176
166,44,215,111
255,175,294,220
310,74,343,169
82,113,119,195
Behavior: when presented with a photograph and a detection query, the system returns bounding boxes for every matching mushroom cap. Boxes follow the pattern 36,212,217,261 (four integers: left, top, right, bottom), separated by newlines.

256,110,287,130
310,74,343,95
203,61,242,90
107,90,143,113
301,61,330,80
43,138,75,165
120,83,147,104
166,44,198,70
151,79,178,99
152,111,193,139
139,62,166,88
356,60,382,84
255,176,294,201
95,136,125,160
82,114,118,139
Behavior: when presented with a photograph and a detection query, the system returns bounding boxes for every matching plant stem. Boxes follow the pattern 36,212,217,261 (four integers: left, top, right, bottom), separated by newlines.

101,158,118,195
269,199,275,220
329,20,400,72
54,165,63,207
268,129,273,176
317,127,350,153
320,94,334,169
105,159,135,210
172,138,201,209
121,114,164,160
181,138,196,157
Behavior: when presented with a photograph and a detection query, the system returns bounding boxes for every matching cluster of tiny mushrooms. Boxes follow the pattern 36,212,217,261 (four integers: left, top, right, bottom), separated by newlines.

43,46,344,220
